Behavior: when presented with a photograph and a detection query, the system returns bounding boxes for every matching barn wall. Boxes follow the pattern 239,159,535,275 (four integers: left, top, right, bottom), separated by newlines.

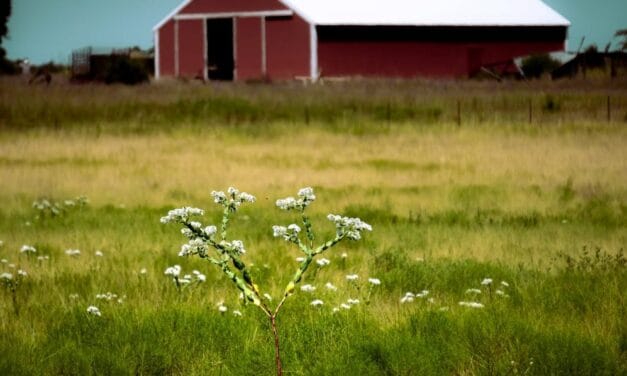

158,20,175,77
266,15,310,80
178,19,205,78
236,17,263,80
317,26,567,78
180,0,286,14
318,40,565,78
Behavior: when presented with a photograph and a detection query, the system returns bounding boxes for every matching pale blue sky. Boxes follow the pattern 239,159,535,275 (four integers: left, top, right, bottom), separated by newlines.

4,0,626,64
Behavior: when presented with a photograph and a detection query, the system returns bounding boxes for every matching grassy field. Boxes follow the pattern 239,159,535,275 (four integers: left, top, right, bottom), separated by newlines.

0,77,626,375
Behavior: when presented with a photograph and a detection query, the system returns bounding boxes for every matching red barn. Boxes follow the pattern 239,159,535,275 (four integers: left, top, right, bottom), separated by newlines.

153,0,570,80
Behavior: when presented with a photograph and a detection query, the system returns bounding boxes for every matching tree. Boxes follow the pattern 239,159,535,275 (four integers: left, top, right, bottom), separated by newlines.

0,0,11,42
615,29,627,51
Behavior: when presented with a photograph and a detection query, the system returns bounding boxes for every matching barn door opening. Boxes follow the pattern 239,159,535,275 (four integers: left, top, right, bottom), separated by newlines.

206,18,234,80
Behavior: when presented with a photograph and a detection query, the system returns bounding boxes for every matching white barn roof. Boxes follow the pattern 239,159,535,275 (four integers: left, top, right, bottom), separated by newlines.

279,0,570,27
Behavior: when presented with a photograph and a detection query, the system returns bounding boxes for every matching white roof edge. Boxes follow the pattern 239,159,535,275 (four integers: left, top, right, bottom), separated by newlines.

153,0,193,31
277,0,314,24
278,0,570,28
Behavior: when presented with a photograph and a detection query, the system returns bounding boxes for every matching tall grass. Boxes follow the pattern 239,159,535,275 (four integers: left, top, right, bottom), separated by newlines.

0,78,625,374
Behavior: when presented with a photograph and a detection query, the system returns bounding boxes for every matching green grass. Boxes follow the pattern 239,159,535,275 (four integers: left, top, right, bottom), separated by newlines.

0,78,626,375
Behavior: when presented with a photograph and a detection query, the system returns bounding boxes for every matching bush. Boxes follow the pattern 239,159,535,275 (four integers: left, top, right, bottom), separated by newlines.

521,53,561,79
104,56,149,85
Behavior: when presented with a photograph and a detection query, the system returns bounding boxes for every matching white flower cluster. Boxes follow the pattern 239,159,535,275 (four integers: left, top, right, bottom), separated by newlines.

301,284,316,292
224,240,246,255
459,301,484,308
164,265,181,277
275,187,316,211
316,258,331,267
272,224,301,242
164,265,206,283
65,249,81,257
37,255,50,262
160,207,204,224
327,214,372,240
86,305,101,316
211,187,255,209
1,272,13,281
400,290,429,303
20,245,37,254
96,292,125,304
179,237,209,257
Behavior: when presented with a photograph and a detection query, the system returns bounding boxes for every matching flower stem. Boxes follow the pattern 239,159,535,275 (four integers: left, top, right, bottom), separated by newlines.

270,314,282,376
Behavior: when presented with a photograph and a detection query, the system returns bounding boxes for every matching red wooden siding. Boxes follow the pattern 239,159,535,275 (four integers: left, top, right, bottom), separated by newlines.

158,20,175,77
265,15,310,80
178,19,205,78
181,0,287,14
236,17,263,80
318,40,564,78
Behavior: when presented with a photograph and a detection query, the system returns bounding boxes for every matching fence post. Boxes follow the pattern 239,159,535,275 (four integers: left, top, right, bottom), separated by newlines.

457,100,461,126
607,95,611,123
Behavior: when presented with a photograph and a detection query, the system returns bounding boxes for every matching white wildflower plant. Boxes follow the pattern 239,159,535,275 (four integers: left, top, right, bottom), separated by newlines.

161,186,372,376
1,267,28,315
164,265,205,291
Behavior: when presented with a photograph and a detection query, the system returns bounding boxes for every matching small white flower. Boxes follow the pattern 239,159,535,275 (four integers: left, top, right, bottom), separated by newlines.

295,257,306,262
218,304,228,313
264,293,273,301
17,269,27,277
164,265,181,277
189,221,202,229
495,289,509,298
95,250,104,257
501,281,510,287
368,278,381,285
0,272,13,280
325,282,337,291
300,284,316,292
465,288,482,295
196,273,206,282
316,258,330,267
20,245,37,254
347,298,360,305
416,290,429,298
160,207,204,224
332,307,340,313
37,255,49,261
7,263,15,269
65,249,81,257
346,274,359,281
341,252,348,259
1,259,7,263
340,303,351,310
310,299,324,307
287,224,301,233
87,306,101,316
400,292,415,303
459,301,484,308
233,310,243,317
140,268,147,275
481,278,493,286
69,293,79,300
204,226,217,237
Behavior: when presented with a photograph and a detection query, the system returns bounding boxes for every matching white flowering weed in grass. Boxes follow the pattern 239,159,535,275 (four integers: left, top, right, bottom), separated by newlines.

161,186,372,376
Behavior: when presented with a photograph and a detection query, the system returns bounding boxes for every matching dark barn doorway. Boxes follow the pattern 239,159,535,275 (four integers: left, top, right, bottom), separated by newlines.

206,18,234,80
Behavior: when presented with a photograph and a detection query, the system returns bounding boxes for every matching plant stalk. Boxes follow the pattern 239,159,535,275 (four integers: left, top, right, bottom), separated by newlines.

270,314,282,376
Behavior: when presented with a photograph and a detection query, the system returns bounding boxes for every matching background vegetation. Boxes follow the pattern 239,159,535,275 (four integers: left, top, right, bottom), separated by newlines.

0,77,625,375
